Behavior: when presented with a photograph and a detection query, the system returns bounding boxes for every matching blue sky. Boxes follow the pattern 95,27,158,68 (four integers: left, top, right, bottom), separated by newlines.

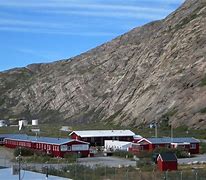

0,0,184,72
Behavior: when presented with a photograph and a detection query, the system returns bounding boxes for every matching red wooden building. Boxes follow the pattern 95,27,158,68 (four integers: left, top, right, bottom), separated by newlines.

134,137,200,154
4,134,90,157
70,130,135,146
157,152,178,171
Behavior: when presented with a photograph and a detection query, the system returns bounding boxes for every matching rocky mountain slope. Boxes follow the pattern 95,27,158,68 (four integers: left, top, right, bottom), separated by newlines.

0,0,206,129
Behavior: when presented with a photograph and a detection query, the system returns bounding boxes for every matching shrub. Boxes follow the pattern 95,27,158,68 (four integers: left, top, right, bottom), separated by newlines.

136,158,154,171
136,151,153,158
113,150,134,159
200,142,206,154
200,75,206,86
63,152,78,162
14,147,34,157
153,147,189,158
26,153,51,163
199,107,206,114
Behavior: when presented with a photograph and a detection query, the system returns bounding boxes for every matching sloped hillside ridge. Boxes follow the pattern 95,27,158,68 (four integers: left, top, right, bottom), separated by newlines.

0,0,206,128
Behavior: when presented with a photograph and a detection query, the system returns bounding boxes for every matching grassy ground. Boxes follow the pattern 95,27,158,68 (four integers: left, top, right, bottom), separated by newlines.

0,123,206,140
0,124,68,138
132,126,206,139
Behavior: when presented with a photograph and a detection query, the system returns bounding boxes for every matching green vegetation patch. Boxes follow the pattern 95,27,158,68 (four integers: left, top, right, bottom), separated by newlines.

113,151,134,159
199,107,206,114
153,147,190,158
200,142,206,154
135,125,206,139
200,75,206,86
14,147,34,157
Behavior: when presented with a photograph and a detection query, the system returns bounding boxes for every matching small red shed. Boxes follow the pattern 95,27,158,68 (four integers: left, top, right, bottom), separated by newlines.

157,152,177,171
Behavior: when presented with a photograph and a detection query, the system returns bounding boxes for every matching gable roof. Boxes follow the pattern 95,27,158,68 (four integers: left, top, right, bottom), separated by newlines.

157,152,177,162
70,130,135,138
138,137,199,144
5,134,89,145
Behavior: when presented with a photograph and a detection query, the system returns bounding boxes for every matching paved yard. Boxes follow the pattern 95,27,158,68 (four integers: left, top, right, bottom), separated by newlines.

0,146,13,167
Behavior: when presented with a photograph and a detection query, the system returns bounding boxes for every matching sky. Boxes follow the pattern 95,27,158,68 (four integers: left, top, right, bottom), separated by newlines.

0,0,185,72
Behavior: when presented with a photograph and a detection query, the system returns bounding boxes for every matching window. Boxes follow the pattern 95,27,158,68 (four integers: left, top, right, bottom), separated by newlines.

190,144,196,149
60,145,68,151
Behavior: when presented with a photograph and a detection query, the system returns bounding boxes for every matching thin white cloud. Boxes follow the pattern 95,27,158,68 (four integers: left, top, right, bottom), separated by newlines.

0,18,86,29
43,9,166,20
0,26,116,36
0,0,173,14
0,0,183,36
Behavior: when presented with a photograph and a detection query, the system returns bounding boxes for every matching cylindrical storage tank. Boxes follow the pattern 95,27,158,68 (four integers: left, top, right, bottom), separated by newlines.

32,119,38,126
0,120,6,127
19,120,28,126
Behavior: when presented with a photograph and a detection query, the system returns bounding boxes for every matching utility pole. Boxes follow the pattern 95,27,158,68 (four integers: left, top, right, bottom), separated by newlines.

45,166,48,179
155,121,158,138
18,156,21,180
171,124,173,142
16,154,22,180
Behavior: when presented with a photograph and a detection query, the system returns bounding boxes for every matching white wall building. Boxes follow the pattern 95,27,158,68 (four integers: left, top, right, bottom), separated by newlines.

104,140,132,151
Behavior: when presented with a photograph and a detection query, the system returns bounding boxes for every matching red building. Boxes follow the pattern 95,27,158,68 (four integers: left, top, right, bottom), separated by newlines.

136,137,200,154
4,134,90,157
132,135,143,143
70,130,135,146
157,152,178,171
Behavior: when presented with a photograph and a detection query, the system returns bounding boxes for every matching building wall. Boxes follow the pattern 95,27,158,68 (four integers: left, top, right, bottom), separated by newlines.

149,144,170,151
4,139,31,149
104,140,132,151
4,138,90,158
138,140,199,154
70,133,81,140
70,133,134,146
189,143,199,154
157,159,177,171
171,143,199,154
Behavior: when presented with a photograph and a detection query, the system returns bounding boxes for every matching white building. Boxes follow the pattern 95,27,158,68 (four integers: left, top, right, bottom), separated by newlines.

104,140,132,151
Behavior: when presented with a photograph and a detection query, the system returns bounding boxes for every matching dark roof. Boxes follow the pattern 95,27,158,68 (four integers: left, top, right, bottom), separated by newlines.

158,152,177,162
146,137,199,144
4,134,89,145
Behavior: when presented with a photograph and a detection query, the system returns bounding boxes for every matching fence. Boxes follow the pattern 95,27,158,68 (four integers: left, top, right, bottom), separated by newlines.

23,163,206,180
1,158,206,180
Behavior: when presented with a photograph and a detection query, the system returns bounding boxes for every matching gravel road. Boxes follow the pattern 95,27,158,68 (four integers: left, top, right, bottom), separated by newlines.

178,154,206,164
0,146,13,167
